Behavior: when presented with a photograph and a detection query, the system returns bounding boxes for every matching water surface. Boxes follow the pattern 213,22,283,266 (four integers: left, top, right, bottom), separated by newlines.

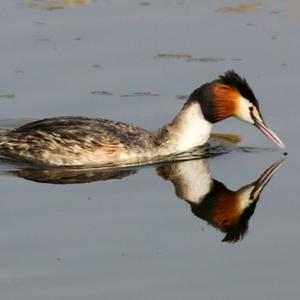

0,1,299,299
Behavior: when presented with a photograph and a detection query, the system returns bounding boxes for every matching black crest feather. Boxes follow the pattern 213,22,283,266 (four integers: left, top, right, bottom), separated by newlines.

219,70,259,108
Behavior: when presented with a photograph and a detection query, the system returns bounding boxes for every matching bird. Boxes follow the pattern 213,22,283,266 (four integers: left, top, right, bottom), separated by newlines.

0,70,285,166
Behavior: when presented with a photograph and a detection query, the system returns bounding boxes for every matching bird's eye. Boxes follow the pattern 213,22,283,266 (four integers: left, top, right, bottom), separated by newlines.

249,106,254,112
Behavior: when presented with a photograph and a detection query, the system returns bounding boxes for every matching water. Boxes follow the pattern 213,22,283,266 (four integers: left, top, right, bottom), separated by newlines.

0,1,299,299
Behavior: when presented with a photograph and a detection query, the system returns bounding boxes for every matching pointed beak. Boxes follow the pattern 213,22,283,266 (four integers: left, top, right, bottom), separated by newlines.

250,159,285,200
252,115,285,149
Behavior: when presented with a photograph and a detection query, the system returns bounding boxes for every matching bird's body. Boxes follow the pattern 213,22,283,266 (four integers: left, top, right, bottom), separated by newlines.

0,71,285,166
0,117,156,165
0,101,211,165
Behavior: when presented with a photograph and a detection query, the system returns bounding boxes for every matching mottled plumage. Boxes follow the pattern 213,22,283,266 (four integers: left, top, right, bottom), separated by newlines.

0,117,156,165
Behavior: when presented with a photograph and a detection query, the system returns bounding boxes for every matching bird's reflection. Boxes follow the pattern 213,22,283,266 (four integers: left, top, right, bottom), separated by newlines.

157,159,283,242
4,156,284,243
14,167,136,184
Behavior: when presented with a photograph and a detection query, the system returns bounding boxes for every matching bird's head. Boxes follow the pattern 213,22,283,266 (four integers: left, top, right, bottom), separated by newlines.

188,70,285,148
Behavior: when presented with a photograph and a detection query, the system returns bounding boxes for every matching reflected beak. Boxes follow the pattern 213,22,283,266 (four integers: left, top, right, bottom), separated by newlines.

250,159,285,200
252,115,285,149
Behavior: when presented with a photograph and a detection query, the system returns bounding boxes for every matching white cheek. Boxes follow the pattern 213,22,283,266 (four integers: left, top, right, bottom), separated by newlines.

252,108,262,121
236,96,254,124
238,187,255,211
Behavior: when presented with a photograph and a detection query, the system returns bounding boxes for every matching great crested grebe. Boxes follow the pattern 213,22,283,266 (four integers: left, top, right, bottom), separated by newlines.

0,71,284,166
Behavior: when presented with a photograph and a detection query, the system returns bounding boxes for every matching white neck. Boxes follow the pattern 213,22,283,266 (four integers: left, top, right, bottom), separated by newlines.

156,101,212,153
158,159,213,205
174,160,214,205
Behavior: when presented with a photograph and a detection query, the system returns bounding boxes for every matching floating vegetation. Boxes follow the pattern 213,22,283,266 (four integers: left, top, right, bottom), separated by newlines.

34,21,46,26
210,133,242,144
216,3,263,14
23,0,93,10
0,94,15,99
155,53,225,63
269,10,280,15
90,90,112,96
191,57,225,63
34,37,49,42
156,53,191,60
156,54,242,64
120,92,160,97
188,57,225,63
176,95,189,100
